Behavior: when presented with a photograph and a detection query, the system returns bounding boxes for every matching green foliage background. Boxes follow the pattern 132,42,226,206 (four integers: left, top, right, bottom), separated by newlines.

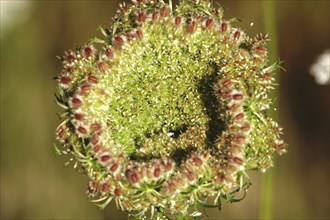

1,0,329,219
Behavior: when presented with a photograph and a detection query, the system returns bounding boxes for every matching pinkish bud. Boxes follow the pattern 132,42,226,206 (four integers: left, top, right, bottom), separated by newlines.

87,75,98,84
114,188,121,197
104,47,113,58
153,167,161,177
100,154,111,163
125,32,133,41
98,61,108,72
233,134,246,144
64,51,76,64
113,36,125,47
275,140,286,155
74,113,84,121
90,123,101,132
192,156,203,166
59,75,72,85
234,30,241,41
186,169,195,181
221,22,228,32
195,15,203,23
109,162,119,172
159,6,169,17
77,125,88,135
90,135,98,145
101,182,110,193
254,45,267,55
136,12,147,23
230,144,242,154
93,145,101,153
187,20,197,33
80,84,91,94
233,93,244,100
70,97,82,108
125,169,139,184
235,113,245,121
166,181,176,192
240,123,251,132
135,30,143,40
81,44,95,58
164,160,173,172
65,66,74,74
175,16,182,26
152,12,159,21
221,79,231,87
56,125,66,139
205,18,214,29
232,156,244,165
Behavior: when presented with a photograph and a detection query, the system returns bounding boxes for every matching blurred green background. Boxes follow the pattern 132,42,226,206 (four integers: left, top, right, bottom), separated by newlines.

1,0,329,219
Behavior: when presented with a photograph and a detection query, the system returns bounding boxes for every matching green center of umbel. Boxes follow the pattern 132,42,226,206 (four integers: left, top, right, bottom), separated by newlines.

96,21,224,159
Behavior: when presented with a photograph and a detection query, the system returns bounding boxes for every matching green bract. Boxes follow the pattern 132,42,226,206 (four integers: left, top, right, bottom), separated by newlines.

54,0,286,219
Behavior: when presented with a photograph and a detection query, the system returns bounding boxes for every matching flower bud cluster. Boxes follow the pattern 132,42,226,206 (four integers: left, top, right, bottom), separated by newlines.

54,0,286,218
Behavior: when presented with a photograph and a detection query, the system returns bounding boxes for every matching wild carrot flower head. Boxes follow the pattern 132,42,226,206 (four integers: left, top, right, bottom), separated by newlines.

54,0,287,218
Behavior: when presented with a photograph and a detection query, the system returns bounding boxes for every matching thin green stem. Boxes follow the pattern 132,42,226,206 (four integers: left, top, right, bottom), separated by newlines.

259,1,279,219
